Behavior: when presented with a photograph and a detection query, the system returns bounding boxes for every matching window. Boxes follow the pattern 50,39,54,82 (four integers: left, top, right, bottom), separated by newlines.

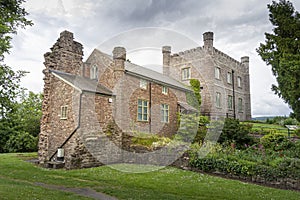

216,92,221,108
228,95,233,110
60,106,68,119
137,99,149,121
237,76,242,88
227,72,232,84
215,67,220,79
238,98,243,112
161,104,169,123
90,65,98,80
181,67,191,80
140,79,148,89
162,86,168,94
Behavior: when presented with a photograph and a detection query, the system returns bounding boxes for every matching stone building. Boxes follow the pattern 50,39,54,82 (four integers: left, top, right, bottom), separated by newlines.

38,30,251,169
162,32,251,121
38,31,194,168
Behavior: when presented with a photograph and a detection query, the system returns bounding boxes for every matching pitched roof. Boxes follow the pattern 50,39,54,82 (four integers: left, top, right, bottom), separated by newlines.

90,48,191,92
50,70,113,96
125,62,191,92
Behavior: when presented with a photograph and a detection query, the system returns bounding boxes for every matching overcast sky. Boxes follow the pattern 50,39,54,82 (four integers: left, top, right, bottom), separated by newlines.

5,0,300,117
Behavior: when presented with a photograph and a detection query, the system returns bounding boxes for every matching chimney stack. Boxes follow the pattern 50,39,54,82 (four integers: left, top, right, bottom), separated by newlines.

203,32,214,51
162,46,171,76
112,47,126,79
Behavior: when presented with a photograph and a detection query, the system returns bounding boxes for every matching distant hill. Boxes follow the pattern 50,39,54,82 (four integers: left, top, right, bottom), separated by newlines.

252,116,277,122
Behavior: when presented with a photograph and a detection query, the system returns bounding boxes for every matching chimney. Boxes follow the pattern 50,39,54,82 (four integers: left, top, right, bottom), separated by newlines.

162,46,171,76
203,32,214,51
112,47,126,79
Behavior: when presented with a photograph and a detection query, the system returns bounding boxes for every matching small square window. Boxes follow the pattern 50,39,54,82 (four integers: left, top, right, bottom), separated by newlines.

215,67,220,79
162,86,168,94
140,79,147,89
60,106,68,119
227,72,232,84
181,67,191,80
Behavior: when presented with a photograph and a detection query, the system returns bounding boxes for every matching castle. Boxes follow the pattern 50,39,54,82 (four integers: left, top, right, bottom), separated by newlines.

38,31,251,169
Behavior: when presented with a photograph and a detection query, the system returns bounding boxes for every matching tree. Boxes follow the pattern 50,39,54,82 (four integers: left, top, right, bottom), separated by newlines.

0,0,33,60
257,0,300,121
0,91,42,153
0,0,32,117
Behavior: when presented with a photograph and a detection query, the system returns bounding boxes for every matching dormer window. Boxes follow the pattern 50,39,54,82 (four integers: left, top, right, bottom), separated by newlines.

90,65,98,80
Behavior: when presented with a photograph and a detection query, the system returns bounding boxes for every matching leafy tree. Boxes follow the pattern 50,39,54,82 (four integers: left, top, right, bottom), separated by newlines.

0,0,33,60
0,0,32,117
257,0,300,121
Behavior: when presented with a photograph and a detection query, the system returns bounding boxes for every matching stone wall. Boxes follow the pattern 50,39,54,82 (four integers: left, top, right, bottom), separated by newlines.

164,32,251,121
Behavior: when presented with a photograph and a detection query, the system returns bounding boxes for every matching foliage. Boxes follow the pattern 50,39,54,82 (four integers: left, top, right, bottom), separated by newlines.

175,113,199,143
0,0,33,59
189,79,201,109
260,132,293,150
257,0,300,121
0,91,42,153
131,131,171,149
219,118,254,149
4,131,37,152
0,65,27,118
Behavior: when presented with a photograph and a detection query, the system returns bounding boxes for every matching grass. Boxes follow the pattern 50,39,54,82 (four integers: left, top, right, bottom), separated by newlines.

242,122,290,135
0,153,299,199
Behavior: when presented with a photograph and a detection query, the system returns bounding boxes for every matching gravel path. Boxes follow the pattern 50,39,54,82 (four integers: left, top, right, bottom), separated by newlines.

35,182,118,200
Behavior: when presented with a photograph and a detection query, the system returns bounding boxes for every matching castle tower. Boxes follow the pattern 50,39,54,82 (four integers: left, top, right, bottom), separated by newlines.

241,56,252,120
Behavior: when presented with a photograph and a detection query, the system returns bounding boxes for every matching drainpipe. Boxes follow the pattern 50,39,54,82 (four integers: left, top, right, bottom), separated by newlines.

149,82,152,133
49,92,83,161
232,70,236,119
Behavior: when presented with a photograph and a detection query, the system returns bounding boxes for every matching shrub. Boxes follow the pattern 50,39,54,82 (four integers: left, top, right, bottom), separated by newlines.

219,118,254,149
4,131,38,153
260,132,293,150
283,117,298,126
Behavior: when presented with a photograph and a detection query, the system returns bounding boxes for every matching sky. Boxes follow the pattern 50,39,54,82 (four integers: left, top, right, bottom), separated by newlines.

4,0,300,117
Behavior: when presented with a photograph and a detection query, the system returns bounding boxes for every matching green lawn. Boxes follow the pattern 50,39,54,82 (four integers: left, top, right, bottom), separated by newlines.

242,122,290,135
0,153,299,200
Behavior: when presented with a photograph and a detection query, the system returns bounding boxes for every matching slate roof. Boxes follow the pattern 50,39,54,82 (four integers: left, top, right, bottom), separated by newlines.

125,62,191,92
50,70,113,96
92,49,191,92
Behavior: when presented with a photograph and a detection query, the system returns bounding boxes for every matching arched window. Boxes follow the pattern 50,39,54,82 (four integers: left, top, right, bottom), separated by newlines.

90,65,98,80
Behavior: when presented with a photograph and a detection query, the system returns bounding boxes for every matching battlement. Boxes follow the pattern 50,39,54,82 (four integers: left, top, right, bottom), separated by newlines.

213,47,241,66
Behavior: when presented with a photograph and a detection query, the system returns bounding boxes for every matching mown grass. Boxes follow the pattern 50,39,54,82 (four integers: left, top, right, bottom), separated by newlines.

242,122,290,135
0,153,299,199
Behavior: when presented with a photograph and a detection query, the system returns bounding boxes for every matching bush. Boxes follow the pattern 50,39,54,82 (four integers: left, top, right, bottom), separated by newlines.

283,117,298,126
260,132,293,150
4,131,38,153
219,118,254,149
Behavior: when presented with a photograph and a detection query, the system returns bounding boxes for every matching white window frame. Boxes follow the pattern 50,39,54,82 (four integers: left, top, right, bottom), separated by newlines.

181,67,191,80
162,86,168,95
140,79,148,90
215,67,220,79
137,99,149,122
60,106,68,120
216,92,221,108
228,95,233,110
237,76,242,88
238,98,243,112
161,104,169,123
227,72,232,84
90,65,98,80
